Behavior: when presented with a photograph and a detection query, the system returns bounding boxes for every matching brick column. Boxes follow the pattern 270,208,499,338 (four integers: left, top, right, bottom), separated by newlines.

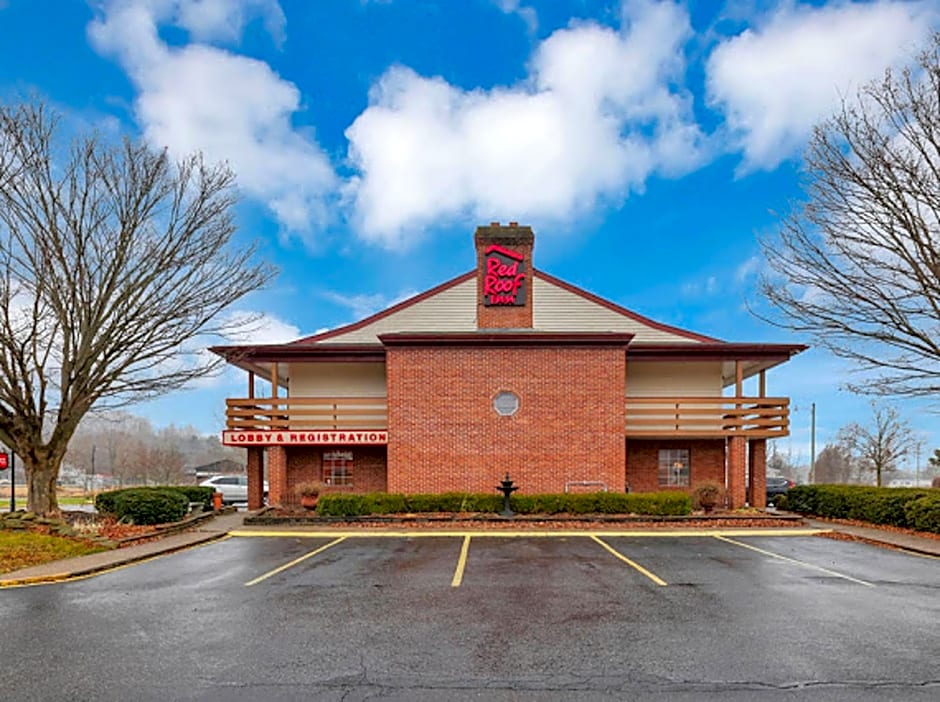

268,445,288,507
247,447,264,510
475,223,534,329
748,439,767,509
727,436,747,509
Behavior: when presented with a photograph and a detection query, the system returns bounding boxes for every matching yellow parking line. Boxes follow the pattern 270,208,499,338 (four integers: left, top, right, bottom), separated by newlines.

590,535,667,586
229,528,829,539
245,536,346,587
714,536,875,587
451,535,471,588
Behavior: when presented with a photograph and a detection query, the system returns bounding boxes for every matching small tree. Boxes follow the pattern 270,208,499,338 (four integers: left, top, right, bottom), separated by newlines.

758,35,940,398
836,404,916,487
767,442,800,481
0,101,274,514
924,448,940,481
813,443,855,484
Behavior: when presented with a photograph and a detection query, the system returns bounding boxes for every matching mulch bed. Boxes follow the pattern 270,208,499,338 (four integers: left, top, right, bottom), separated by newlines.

247,509,805,530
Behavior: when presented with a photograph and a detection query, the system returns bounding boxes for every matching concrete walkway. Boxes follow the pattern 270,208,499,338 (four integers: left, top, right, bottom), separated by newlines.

1,512,936,587
804,518,940,558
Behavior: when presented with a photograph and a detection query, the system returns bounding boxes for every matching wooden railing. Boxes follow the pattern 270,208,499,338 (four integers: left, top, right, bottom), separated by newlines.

225,397,388,431
225,395,788,437
625,397,790,438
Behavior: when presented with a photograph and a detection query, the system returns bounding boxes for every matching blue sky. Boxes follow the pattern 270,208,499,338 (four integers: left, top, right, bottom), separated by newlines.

1,0,938,469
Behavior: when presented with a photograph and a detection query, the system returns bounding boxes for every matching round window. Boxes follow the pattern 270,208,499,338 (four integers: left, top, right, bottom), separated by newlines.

493,391,520,416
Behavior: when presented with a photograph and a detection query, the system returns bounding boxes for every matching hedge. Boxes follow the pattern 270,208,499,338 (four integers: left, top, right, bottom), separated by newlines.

95,485,212,520
904,495,940,534
786,484,940,532
317,491,692,517
110,488,190,525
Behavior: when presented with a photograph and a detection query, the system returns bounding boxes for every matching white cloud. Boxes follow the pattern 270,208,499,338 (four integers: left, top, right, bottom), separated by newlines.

175,0,286,45
494,0,538,33
344,0,707,247
88,0,336,237
707,0,935,170
321,289,420,321
735,255,760,282
219,310,300,345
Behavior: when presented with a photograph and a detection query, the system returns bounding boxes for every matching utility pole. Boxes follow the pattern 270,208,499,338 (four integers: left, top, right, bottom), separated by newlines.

809,402,816,484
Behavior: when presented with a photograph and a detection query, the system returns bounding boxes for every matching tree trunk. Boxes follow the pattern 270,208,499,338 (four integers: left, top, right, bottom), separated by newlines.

23,446,65,516
25,454,62,515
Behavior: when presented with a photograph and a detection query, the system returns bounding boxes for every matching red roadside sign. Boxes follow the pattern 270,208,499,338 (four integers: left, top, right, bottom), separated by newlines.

0,453,8,470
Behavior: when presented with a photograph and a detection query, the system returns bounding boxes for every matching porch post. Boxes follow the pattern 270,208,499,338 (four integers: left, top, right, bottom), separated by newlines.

748,438,767,509
247,446,264,510
727,436,747,509
268,445,288,507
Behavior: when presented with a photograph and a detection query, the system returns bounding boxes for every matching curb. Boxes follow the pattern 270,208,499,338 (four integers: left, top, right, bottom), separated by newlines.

815,530,940,558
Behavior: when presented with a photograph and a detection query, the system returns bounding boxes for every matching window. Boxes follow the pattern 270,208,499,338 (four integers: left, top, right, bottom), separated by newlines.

658,449,689,487
323,450,353,486
493,391,520,416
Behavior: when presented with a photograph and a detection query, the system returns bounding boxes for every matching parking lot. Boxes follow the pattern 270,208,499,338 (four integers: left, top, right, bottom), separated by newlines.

1,531,938,701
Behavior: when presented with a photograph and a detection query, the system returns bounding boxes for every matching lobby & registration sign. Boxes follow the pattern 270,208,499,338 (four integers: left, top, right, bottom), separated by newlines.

222,430,389,446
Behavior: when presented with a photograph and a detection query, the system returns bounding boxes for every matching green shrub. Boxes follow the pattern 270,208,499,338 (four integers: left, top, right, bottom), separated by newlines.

785,484,938,530
623,491,692,516
772,494,788,511
905,495,940,534
94,489,125,516
164,485,215,511
95,485,212,515
111,488,189,525
317,493,366,517
316,490,691,517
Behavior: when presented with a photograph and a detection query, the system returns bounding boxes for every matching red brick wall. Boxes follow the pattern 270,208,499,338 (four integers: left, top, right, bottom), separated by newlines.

748,438,767,508
626,439,726,494
386,346,626,494
475,224,534,329
246,447,264,509
284,446,387,504
268,445,288,507
728,436,747,508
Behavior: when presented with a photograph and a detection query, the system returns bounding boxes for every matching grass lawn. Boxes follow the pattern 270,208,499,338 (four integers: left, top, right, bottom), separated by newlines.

0,531,108,575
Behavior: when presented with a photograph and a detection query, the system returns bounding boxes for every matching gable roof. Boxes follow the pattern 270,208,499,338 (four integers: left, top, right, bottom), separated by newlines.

286,269,718,346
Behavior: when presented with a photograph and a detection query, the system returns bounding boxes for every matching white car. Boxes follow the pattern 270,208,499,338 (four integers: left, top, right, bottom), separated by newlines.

199,475,268,504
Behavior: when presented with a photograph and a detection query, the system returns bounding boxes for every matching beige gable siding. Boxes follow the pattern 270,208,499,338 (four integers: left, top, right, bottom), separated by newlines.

290,363,387,397
532,277,701,342
626,362,723,397
319,278,477,344
312,274,704,344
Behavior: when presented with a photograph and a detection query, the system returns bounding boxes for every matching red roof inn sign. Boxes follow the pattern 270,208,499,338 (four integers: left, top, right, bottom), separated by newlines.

222,431,388,446
483,245,526,306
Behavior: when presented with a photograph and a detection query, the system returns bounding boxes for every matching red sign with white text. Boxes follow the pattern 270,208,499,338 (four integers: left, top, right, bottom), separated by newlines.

0,453,8,470
482,244,526,306
222,430,388,446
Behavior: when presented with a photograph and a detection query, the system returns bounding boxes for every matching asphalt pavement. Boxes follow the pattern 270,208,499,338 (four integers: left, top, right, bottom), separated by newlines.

1,511,938,587
0,527,937,701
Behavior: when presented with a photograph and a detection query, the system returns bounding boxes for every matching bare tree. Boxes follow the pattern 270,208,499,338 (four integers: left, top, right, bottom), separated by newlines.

766,442,800,481
837,403,916,487
0,101,274,514
758,35,940,397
